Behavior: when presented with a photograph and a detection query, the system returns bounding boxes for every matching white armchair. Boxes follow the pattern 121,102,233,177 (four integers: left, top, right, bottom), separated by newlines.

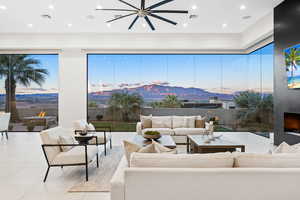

40,127,99,182
0,113,10,140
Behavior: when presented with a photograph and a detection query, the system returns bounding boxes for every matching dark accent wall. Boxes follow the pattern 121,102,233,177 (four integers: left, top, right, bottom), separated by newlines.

274,0,300,145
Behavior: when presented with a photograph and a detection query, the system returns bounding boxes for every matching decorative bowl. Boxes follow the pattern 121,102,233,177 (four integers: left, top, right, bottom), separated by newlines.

79,131,88,136
143,131,161,140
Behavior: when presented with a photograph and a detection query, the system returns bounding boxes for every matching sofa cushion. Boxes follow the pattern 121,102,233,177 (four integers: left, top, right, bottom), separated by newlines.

152,116,172,128
152,140,177,154
52,145,98,165
130,152,234,168
172,116,186,128
185,116,196,128
140,115,152,129
142,128,174,135
234,153,300,168
174,128,207,136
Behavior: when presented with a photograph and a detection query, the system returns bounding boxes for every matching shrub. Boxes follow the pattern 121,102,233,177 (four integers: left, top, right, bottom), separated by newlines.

96,114,103,121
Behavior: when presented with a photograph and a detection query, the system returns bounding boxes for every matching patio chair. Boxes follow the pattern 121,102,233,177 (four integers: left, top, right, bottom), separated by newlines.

40,127,99,182
0,113,11,140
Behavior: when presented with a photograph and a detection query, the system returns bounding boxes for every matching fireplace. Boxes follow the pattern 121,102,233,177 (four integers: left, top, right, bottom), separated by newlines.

284,113,300,135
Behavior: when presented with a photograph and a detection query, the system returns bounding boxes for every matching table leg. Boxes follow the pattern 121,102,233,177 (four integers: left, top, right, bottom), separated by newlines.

241,146,245,152
187,137,190,153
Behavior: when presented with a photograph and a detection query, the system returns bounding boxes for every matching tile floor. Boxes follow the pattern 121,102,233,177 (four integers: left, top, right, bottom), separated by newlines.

0,132,273,200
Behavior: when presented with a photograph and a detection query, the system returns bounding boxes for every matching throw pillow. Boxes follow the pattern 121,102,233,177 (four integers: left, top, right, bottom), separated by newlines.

140,115,152,129
274,142,300,153
152,140,177,154
58,135,76,152
86,123,96,132
195,119,205,128
123,140,158,165
152,116,172,128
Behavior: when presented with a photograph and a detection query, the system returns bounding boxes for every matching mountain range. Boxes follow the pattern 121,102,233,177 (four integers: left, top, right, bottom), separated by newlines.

89,84,234,101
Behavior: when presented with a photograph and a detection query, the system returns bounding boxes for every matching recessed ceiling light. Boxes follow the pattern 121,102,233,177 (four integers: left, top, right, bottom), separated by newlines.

67,23,72,27
27,24,33,28
222,23,228,28
41,14,52,19
48,4,54,10
183,23,188,27
87,15,95,20
106,23,111,27
0,5,7,10
242,15,251,20
240,5,246,10
191,5,197,10
96,4,102,10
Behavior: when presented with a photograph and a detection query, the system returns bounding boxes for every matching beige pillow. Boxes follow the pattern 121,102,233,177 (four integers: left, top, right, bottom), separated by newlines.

130,152,234,168
274,142,300,153
172,116,186,128
58,135,76,152
152,140,177,154
140,115,152,129
152,116,172,128
195,119,205,128
86,123,96,131
123,141,157,165
185,116,195,128
234,153,300,168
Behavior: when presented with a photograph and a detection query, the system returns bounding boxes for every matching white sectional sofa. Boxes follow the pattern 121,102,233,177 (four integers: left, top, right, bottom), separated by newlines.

136,116,213,144
111,153,300,200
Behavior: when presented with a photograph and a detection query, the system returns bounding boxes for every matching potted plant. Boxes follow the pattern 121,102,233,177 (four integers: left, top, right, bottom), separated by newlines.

143,131,161,140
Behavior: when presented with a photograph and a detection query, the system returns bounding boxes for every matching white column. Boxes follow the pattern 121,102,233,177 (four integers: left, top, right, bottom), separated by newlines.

59,49,87,128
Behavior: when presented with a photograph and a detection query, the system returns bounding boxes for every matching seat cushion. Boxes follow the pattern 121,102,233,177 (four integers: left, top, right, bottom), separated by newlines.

142,128,174,136
152,116,172,128
174,128,207,136
130,152,234,168
52,145,98,165
89,132,112,144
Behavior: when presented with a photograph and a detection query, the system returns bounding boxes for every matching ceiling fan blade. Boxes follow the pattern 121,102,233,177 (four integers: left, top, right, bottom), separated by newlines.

96,8,136,12
150,10,188,14
146,0,174,10
128,16,139,30
118,0,139,10
144,16,155,30
106,13,136,23
148,13,177,25
141,0,145,9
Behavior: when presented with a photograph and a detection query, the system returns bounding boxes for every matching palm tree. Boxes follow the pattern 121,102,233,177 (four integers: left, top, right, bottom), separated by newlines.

162,95,182,108
285,48,300,83
108,92,144,122
0,55,49,122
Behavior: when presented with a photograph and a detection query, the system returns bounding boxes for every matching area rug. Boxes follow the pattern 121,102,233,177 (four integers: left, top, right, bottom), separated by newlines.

68,146,124,192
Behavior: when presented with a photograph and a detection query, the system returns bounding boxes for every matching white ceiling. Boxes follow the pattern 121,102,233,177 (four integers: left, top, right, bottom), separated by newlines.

0,0,283,34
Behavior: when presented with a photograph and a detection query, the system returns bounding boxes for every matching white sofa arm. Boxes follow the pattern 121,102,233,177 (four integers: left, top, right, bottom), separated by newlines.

111,156,127,200
136,122,142,135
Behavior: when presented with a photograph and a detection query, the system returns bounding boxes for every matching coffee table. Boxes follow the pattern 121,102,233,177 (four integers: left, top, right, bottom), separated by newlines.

133,135,176,149
187,135,245,153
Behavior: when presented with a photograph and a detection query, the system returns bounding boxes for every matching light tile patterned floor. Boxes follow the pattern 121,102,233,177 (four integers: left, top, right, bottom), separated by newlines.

0,132,272,200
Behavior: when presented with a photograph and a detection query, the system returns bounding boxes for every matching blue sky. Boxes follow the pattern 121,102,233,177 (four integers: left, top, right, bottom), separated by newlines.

0,43,274,94
88,43,274,94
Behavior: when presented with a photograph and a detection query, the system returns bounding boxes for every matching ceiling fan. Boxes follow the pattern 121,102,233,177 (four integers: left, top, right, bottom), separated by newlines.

96,0,189,31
